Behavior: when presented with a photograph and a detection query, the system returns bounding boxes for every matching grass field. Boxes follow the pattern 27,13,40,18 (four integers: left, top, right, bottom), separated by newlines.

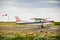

0,29,59,40
0,22,60,40
0,30,60,40
0,22,28,27
0,34,60,40
0,22,57,27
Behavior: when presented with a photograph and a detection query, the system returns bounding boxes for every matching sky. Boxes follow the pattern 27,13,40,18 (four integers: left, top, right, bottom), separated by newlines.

0,0,60,22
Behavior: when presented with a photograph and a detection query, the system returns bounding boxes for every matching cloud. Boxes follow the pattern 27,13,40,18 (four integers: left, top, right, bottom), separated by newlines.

0,0,60,22
0,5,60,21
47,1,60,4
1,0,60,8
37,1,60,4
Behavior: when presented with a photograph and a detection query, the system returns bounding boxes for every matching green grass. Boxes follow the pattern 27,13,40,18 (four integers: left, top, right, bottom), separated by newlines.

0,34,60,40
0,22,60,40
0,22,27,27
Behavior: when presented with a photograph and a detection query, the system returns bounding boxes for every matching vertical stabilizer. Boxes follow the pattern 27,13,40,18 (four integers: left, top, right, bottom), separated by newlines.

15,16,23,23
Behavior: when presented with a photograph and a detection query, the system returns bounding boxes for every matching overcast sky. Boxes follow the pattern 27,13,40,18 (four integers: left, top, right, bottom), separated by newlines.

0,0,60,22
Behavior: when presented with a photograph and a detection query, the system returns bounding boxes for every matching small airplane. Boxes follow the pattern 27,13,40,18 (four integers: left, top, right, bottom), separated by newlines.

15,16,54,28
15,16,53,24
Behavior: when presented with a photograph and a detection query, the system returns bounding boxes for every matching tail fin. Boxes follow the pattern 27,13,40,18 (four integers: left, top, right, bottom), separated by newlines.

15,16,23,23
